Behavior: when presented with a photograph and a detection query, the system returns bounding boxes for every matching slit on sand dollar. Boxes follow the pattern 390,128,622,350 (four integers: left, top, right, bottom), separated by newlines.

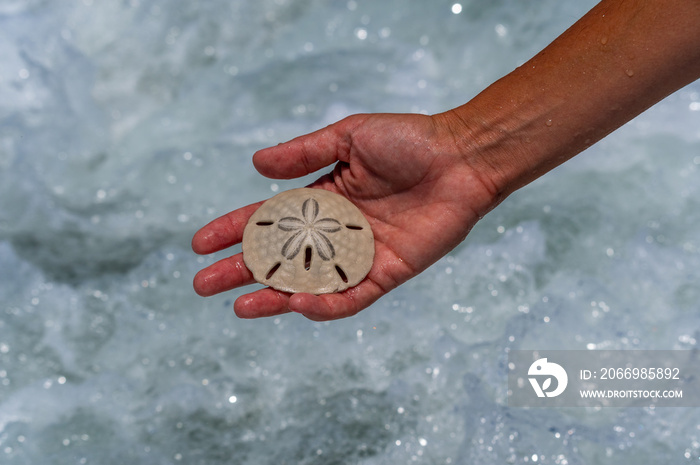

242,188,375,294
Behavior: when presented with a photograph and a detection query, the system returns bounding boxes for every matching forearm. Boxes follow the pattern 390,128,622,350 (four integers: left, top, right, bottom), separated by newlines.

437,0,700,199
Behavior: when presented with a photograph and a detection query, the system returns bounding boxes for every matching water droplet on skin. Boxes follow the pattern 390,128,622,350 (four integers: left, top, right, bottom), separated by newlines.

626,69,634,77
600,36,608,45
545,119,553,127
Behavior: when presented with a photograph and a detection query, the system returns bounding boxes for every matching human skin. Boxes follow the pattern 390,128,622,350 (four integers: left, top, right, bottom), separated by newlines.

192,0,700,321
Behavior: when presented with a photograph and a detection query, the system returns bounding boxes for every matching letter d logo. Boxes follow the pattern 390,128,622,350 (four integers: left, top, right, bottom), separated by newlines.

528,358,568,398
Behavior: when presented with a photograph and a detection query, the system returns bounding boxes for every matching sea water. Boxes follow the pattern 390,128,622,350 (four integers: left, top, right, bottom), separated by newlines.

1,0,700,463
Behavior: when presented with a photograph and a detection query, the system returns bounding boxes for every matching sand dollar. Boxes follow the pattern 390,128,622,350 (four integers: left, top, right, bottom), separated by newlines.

242,188,375,294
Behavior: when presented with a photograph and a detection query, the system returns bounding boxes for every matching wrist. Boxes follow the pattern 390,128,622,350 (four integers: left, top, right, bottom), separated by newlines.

431,83,564,206
433,0,700,207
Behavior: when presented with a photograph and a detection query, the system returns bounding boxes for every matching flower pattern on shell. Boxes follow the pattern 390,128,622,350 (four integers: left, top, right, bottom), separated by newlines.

278,198,342,260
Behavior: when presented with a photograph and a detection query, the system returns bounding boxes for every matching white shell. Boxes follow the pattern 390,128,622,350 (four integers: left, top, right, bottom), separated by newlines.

242,188,375,294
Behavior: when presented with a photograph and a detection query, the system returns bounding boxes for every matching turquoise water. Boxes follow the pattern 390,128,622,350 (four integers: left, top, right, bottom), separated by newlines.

1,0,700,463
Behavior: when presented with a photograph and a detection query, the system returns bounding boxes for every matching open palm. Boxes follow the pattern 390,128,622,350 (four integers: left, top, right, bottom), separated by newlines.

192,113,497,320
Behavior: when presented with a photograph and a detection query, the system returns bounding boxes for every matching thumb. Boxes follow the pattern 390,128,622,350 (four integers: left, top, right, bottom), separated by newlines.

252,114,368,179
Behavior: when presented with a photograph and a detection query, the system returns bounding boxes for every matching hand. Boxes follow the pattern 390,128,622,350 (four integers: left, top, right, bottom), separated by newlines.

192,0,700,321
191,113,499,320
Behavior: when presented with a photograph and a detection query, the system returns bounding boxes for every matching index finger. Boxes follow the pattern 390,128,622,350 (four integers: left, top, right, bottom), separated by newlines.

191,201,263,255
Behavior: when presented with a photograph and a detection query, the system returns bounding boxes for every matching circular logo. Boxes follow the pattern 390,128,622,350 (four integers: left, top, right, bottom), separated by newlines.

527,358,568,398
